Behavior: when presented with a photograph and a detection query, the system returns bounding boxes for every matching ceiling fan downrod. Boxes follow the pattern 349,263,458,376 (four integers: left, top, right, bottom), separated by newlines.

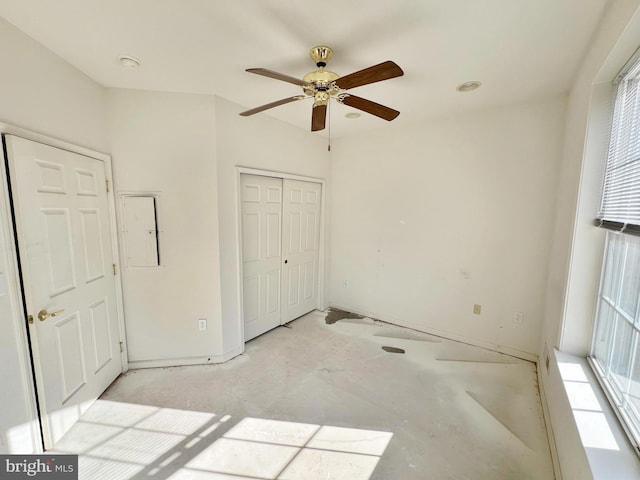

309,45,333,68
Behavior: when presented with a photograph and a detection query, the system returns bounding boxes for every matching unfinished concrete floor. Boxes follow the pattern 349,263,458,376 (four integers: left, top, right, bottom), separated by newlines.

53,310,554,480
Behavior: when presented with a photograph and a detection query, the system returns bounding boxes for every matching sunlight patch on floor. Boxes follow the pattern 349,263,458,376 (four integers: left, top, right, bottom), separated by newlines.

54,400,392,480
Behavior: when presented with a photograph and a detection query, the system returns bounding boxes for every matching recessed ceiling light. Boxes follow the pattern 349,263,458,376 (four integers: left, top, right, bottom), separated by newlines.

345,112,361,119
119,55,141,70
456,81,481,92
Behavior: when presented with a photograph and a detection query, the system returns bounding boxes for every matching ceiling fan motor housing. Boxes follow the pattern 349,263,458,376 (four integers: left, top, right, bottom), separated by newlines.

302,68,340,106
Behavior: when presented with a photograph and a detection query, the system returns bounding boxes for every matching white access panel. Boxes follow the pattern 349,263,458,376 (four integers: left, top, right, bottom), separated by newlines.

121,196,159,267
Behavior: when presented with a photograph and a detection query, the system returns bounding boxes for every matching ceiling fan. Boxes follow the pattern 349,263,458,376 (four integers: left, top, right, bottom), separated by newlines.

239,46,404,131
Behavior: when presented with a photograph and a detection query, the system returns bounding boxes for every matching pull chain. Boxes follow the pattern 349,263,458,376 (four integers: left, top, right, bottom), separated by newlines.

327,100,331,152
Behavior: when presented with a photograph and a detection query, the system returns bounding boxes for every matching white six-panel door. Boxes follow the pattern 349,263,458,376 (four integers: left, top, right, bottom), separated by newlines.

281,179,322,324
241,175,283,340
241,174,321,341
6,135,123,447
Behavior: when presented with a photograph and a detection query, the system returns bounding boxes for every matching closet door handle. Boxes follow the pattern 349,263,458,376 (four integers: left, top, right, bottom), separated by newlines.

284,259,288,264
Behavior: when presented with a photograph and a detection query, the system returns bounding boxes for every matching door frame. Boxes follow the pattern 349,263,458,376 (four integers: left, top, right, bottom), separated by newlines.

0,123,128,450
236,167,327,346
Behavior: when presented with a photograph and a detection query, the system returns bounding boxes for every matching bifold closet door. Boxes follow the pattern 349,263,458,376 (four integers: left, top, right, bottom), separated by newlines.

281,179,322,324
241,175,283,341
241,175,322,341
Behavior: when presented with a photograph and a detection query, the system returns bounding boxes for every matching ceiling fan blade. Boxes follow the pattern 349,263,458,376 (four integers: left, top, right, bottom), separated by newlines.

334,61,404,90
311,104,327,131
341,95,400,121
246,68,310,87
239,96,306,116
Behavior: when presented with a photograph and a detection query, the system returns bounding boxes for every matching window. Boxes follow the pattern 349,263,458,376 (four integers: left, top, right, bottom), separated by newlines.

592,232,640,444
591,53,640,449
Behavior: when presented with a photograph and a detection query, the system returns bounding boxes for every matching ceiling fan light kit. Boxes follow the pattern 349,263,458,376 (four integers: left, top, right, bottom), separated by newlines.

240,46,404,132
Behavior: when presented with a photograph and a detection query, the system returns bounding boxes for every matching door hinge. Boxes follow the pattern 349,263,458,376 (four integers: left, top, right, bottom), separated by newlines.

106,179,110,193
112,264,117,275
119,341,124,353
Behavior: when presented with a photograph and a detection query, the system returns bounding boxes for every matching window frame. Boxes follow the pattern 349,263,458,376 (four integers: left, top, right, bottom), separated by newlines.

588,46,640,454
590,231,640,452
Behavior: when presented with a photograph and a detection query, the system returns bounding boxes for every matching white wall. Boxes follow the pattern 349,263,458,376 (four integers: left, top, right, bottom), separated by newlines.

330,97,566,359
214,96,331,357
0,17,109,453
106,89,223,366
538,1,640,478
0,18,108,152
540,1,640,360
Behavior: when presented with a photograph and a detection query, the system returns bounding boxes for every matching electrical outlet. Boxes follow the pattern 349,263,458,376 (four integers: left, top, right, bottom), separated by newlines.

514,311,524,324
198,318,207,331
473,304,481,315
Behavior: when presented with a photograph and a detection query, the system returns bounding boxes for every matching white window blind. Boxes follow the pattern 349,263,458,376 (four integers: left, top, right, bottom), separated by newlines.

597,60,640,235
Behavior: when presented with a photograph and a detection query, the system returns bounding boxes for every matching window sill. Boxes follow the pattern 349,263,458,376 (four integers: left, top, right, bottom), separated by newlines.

555,350,640,479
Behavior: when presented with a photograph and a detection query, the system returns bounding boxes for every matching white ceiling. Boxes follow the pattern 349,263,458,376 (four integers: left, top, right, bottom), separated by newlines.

0,0,609,137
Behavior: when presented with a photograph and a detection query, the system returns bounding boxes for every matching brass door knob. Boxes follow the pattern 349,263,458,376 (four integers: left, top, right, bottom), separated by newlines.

37,309,64,322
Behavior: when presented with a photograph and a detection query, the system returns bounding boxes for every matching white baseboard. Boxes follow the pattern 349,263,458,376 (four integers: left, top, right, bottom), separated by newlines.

128,346,244,370
222,345,244,362
328,303,538,363
538,366,563,480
